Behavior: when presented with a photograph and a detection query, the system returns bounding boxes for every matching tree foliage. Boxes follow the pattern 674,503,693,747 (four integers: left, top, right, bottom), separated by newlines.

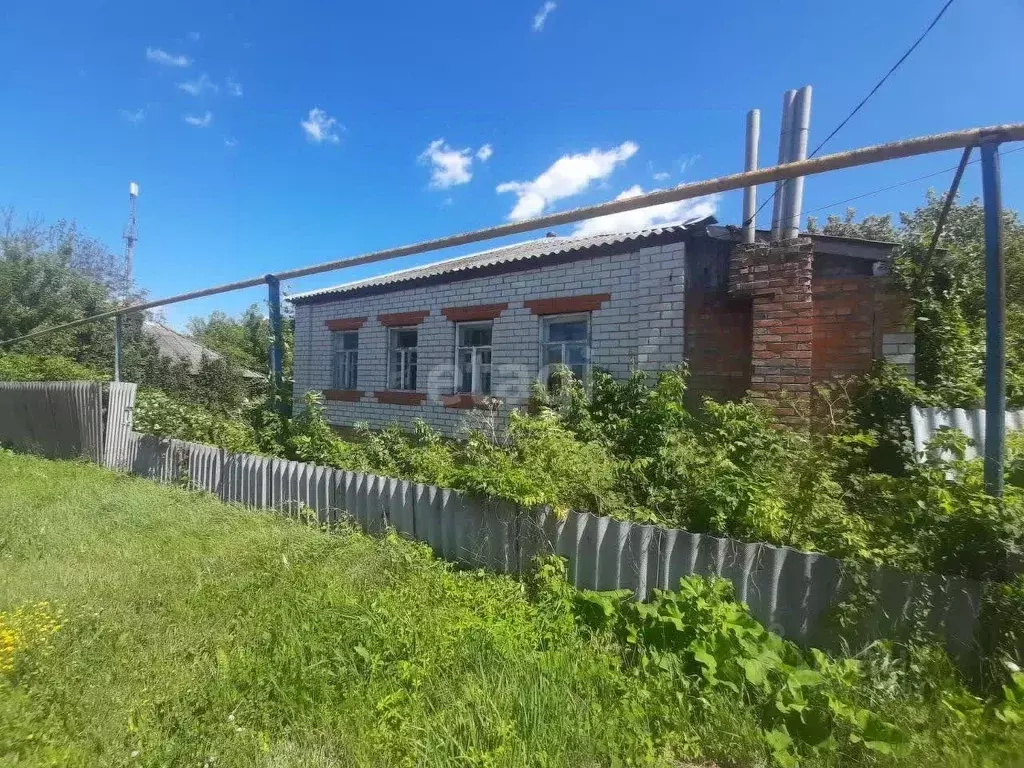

187,302,294,380
0,209,267,411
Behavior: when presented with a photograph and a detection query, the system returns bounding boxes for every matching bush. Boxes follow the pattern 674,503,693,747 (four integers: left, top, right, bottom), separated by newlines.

529,557,1024,766
0,353,107,382
132,388,262,455
287,391,622,515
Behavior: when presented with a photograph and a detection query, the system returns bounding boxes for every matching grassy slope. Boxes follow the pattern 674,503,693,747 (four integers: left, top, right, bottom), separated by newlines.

0,452,764,768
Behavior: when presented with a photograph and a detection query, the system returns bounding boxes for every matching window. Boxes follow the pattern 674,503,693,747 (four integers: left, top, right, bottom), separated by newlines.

455,321,492,395
388,327,418,390
541,314,589,386
332,331,359,390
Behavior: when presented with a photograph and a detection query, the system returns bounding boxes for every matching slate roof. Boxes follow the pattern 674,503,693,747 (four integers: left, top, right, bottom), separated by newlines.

143,321,262,378
289,219,712,303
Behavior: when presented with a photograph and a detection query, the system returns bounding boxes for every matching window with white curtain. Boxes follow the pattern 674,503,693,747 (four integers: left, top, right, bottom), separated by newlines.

454,321,492,395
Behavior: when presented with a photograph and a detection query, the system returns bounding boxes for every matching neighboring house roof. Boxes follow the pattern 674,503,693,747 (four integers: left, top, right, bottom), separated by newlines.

289,219,714,303
143,321,263,379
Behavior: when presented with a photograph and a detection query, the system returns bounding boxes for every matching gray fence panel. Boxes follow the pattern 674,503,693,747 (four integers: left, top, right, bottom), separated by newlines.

366,474,389,535
309,464,334,523
347,472,366,530
438,489,462,561
268,457,288,511
104,383,138,470
130,433,182,481
185,442,222,494
350,472,368,531
413,482,442,553
331,470,353,525
479,499,518,573
388,479,416,538
0,381,103,461
912,406,1024,460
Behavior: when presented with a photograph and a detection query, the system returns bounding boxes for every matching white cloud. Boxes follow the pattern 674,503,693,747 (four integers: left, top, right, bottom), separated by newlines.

188,31,201,42
119,108,145,123
652,171,671,182
226,77,243,97
177,73,217,96
418,139,474,188
146,47,191,67
476,143,493,162
533,1,557,31
496,141,638,221
183,111,213,127
224,137,238,148
572,185,718,237
679,154,701,174
301,108,342,144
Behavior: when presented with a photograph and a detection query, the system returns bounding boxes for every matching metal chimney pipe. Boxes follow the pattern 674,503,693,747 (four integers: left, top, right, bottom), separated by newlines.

742,109,760,244
782,85,812,239
771,89,796,241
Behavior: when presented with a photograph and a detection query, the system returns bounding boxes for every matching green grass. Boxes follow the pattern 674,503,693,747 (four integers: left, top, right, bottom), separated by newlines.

0,451,1020,768
0,451,753,767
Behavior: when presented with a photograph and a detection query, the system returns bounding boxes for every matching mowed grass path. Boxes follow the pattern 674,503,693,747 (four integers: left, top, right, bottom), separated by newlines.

0,452,760,767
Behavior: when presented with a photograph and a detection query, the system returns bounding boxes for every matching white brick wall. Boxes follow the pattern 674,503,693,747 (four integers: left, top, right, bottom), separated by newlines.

291,242,687,435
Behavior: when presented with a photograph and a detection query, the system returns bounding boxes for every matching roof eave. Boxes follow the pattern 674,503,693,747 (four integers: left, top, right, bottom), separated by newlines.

288,222,709,305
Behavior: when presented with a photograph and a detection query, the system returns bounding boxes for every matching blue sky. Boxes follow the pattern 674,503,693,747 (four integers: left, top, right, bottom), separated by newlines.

1,0,1022,328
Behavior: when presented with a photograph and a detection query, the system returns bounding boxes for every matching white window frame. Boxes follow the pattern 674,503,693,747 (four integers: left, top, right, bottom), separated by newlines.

453,320,493,395
387,326,419,391
539,312,591,386
332,331,359,390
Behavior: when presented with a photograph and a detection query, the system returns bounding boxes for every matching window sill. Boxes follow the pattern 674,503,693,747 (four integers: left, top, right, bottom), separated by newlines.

323,389,362,402
374,390,426,405
440,394,499,409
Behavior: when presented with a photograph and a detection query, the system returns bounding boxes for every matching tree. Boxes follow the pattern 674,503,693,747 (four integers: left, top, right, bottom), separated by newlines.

187,302,294,380
809,192,1024,405
0,209,156,375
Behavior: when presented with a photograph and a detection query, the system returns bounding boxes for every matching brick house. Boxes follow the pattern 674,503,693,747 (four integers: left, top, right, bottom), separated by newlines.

289,218,913,433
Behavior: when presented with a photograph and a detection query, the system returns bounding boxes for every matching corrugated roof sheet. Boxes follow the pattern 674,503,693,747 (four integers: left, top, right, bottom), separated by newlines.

289,220,708,303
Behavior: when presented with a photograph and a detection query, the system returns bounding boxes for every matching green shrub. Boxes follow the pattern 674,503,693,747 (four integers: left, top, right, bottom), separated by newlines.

0,353,107,382
851,360,934,474
133,388,262,455
521,555,1024,767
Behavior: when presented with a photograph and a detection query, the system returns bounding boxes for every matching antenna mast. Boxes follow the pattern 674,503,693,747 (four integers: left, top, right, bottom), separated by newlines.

122,182,139,300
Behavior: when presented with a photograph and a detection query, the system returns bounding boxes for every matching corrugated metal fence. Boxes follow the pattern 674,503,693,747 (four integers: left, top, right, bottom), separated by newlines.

911,405,1024,459
0,381,104,462
0,382,1004,657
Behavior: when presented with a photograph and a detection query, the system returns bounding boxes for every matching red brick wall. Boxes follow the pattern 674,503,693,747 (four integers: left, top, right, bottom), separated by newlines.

685,295,752,402
812,277,876,381
685,238,912,419
729,241,815,426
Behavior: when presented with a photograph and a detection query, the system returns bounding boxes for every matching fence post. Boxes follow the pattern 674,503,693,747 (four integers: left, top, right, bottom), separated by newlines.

981,140,1005,497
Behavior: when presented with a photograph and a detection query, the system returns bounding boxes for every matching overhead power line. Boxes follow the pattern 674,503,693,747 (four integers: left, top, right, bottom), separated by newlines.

744,0,958,228
808,0,957,159
802,144,1024,217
